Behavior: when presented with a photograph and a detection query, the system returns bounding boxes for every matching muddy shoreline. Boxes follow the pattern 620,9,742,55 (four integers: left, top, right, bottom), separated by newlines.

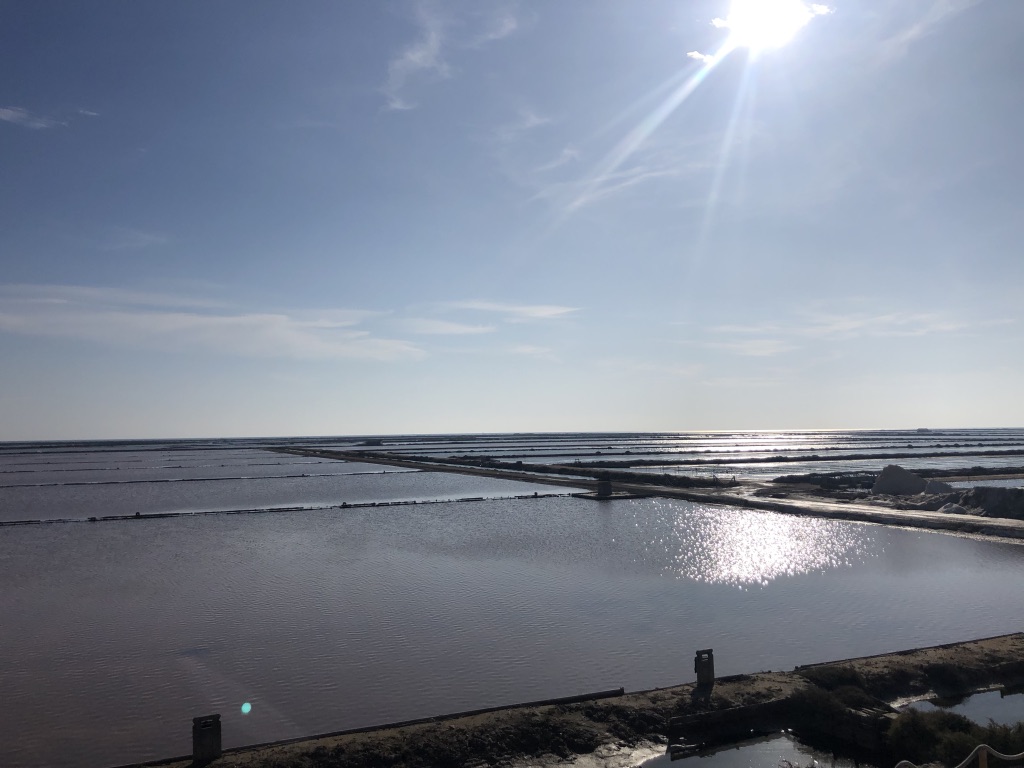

130,633,1024,768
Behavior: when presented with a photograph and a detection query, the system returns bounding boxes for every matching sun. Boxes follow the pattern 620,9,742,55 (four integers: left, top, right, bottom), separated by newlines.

713,0,831,52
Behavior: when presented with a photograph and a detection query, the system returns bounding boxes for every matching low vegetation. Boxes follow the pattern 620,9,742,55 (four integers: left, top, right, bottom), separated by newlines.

887,710,1024,767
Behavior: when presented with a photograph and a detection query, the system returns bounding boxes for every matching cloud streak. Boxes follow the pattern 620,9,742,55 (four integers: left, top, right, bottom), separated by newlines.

689,306,997,360
701,307,1006,356
536,130,724,218
0,106,64,130
880,0,983,62
383,1,520,110
795,310,979,339
446,300,578,321
98,227,169,251
702,338,796,357
405,318,495,335
0,285,422,362
383,1,450,111
469,9,519,47
509,343,556,361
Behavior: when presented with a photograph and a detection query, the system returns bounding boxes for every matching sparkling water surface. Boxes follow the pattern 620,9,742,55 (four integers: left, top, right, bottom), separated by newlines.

2,495,1023,768
0,470,560,522
2,432,1023,768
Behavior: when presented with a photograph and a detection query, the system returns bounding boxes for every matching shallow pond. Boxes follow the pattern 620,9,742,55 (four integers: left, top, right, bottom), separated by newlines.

642,734,866,768
906,689,1024,726
2,495,1023,767
0,470,561,522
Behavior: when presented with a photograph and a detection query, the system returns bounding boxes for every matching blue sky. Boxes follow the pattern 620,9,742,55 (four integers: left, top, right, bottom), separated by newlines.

1,0,1021,439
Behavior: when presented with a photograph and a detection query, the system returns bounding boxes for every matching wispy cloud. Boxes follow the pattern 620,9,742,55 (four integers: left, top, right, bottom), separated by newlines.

598,357,704,378
404,318,495,335
98,227,168,251
702,306,1004,352
494,108,551,143
879,0,983,62
680,325,795,357
535,133,722,217
0,284,422,362
383,1,520,111
0,284,227,311
797,310,970,338
547,162,686,214
446,300,578,321
534,146,581,174
686,51,716,64
701,372,787,389
702,338,796,357
383,1,450,111
469,8,519,47
509,343,556,361
0,106,64,130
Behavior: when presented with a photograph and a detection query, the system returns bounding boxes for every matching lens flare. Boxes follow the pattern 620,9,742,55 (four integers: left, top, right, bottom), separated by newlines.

241,702,252,715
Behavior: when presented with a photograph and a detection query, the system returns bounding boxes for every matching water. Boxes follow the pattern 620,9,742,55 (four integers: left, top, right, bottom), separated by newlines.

2,433,1024,767
2,495,1023,767
951,479,1024,489
628,456,1024,481
906,690,1024,726
642,734,865,768
0,469,562,522
342,429,1024,480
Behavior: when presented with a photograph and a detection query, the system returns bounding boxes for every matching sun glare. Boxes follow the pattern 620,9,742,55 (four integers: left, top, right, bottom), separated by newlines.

713,0,831,52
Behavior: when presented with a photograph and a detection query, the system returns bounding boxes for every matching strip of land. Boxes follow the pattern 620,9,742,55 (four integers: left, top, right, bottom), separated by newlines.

130,633,1024,768
274,449,1024,542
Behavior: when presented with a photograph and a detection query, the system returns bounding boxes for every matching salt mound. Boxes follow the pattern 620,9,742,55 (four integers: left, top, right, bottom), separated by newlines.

925,479,954,494
872,464,927,495
938,502,970,515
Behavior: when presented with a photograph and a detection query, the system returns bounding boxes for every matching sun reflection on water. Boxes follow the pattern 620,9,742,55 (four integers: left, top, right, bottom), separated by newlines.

641,502,878,588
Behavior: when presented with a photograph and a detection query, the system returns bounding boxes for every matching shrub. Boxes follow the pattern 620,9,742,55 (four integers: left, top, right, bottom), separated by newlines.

798,665,867,691
831,685,879,710
887,710,980,766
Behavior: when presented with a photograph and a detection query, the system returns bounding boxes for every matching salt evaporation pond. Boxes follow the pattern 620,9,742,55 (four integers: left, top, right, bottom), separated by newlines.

3,495,1024,768
0,468,560,522
952,478,1024,489
0,460,410,486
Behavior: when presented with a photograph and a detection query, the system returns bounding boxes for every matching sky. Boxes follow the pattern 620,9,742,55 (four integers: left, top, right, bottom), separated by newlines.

1,0,1022,440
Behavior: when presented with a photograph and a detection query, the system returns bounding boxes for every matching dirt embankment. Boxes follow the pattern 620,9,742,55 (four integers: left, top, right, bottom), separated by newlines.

144,634,1024,768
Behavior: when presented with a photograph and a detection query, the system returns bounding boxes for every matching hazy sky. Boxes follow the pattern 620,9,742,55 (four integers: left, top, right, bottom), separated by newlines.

2,0,1021,439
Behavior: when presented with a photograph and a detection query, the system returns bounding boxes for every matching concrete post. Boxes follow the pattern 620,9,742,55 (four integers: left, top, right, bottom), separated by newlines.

596,472,612,499
192,714,221,765
694,649,715,690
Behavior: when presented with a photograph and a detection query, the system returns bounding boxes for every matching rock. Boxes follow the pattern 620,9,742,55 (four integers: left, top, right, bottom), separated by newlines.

938,503,970,515
924,479,955,494
872,465,927,495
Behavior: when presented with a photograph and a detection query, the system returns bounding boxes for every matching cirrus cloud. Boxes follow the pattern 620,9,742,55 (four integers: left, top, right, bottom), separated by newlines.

0,284,422,362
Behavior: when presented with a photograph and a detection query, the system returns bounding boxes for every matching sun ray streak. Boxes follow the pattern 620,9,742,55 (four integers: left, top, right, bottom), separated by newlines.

695,57,758,261
550,1,830,225
586,67,695,143
559,41,735,218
